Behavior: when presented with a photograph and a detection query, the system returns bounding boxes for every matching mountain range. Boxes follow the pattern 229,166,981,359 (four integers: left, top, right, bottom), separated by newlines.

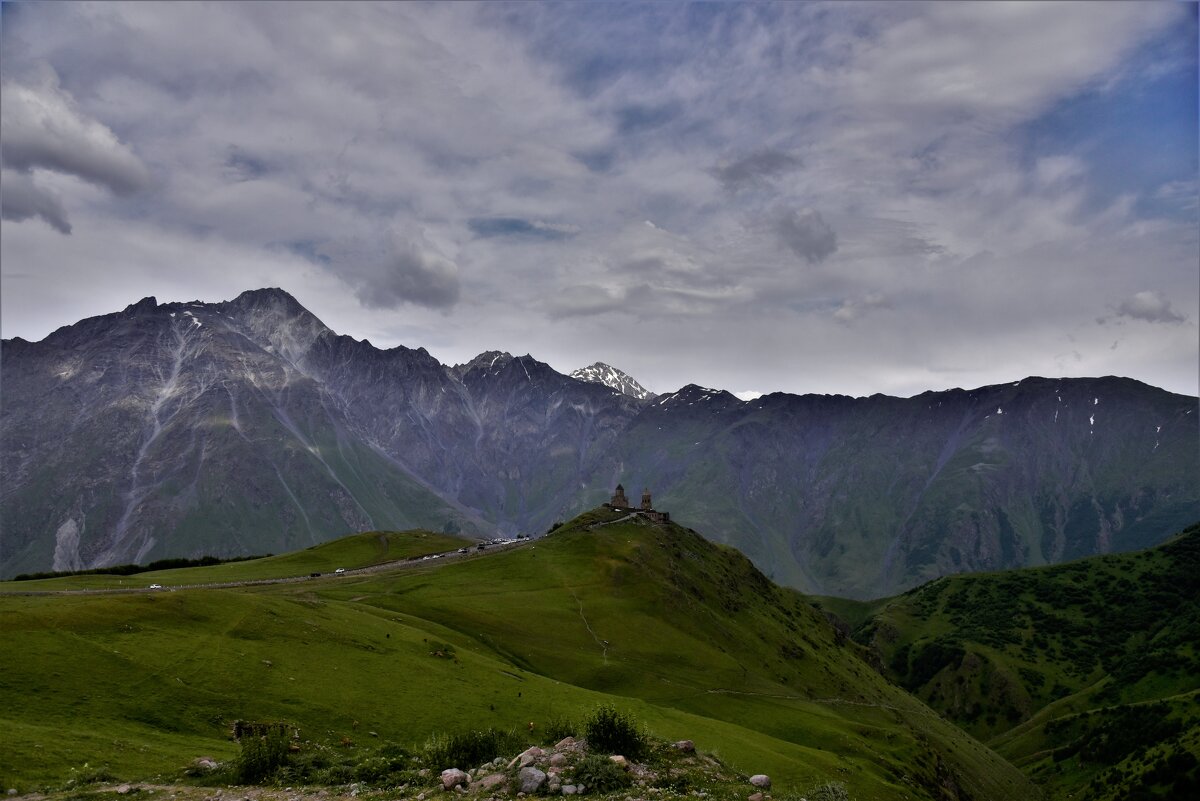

2,288,1197,596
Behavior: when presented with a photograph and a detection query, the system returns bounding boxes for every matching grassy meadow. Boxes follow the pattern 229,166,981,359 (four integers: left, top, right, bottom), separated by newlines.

0,511,1034,800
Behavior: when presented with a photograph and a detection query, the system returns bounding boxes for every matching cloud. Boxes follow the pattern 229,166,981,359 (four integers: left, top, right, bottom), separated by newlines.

832,292,891,324
468,217,580,240
546,284,628,318
712,149,801,192
1,168,72,233
0,71,150,196
355,230,461,310
777,208,838,264
1112,290,1186,324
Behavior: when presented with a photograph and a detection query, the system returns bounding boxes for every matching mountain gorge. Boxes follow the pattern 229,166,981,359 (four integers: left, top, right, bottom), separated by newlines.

2,288,1197,596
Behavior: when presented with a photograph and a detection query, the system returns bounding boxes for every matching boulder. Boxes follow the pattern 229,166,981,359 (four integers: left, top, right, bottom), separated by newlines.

510,747,546,769
518,768,547,795
609,755,628,769
477,773,508,793
441,769,470,790
562,786,578,796
749,794,763,801
749,775,771,789
671,740,695,753
549,753,567,768
115,786,133,795
555,737,577,749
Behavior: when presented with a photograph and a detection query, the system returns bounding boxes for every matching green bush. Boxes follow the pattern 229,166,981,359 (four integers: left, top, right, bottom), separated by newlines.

540,715,579,746
422,727,523,770
234,731,292,784
583,705,647,759
572,755,631,793
805,780,851,801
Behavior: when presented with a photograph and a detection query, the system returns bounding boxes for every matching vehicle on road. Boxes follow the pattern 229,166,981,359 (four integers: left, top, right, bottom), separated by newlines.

148,584,162,589
334,568,346,574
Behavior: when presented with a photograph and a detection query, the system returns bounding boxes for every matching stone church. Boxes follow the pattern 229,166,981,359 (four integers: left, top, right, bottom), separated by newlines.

606,483,670,523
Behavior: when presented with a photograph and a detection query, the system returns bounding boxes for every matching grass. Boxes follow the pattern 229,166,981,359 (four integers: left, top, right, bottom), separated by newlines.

0,529,468,591
0,511,1035,800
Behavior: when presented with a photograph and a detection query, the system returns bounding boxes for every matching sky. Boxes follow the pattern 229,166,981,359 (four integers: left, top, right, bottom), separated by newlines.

1,1,1197,400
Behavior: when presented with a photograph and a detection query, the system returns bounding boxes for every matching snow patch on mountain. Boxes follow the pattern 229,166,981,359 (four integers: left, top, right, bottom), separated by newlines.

570,362,656,401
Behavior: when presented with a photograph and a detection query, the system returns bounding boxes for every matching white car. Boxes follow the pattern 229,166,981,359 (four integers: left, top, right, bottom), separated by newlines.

334,568,346,574
149,584,162,589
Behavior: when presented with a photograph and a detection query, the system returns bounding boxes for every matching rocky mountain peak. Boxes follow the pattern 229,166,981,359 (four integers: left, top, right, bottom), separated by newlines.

452,350,514,380
570,361,656,401
123,296,158,315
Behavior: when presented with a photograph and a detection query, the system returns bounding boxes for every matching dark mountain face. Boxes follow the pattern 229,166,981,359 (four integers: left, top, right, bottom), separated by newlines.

3,289,1197,596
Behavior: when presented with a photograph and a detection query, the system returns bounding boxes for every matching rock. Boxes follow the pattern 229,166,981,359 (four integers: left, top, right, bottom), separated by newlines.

749,775,771,789
442,769,470,790
454,787,466,795
6,791,16,797
417,794,426,801
576,785,586,794
549,753,567,768
671,740,695,753
610,755,628,769
518,768,547,795
562,786,578,796
555,737,577,749
749,794,763,801
492,758,506,767
116,786,134,795
547,781,561,794
477,773,507,792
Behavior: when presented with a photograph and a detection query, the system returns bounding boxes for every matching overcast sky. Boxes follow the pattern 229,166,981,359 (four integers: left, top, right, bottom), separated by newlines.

2,2,1196,399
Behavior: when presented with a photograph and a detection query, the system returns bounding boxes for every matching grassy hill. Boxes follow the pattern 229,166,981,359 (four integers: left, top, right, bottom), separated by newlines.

838,523,1200,800
7,529,469,590
0,512,1034,800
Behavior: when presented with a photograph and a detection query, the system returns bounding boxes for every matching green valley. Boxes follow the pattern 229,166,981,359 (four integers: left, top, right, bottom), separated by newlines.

837,523,1200,800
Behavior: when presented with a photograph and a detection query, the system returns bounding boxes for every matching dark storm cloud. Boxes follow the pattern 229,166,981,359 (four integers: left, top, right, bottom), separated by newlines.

355,234,461,311
712,149,801,192
777,208,838,264
0,169,71,234
0,74,150,197
468,217,579,240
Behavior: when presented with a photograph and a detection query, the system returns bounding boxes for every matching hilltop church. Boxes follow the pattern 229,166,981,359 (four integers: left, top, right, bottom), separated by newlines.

606,483,670,523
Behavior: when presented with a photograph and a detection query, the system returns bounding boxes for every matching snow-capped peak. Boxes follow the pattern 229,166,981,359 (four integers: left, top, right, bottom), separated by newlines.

570,362,656,401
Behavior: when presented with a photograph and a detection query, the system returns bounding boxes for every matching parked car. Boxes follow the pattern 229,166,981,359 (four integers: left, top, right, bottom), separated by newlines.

335,567,346,574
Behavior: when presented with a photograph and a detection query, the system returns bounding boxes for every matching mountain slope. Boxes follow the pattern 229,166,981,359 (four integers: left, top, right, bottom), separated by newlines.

837,524,1200,800
0,294,481,576
3,289,1197,597
578,378,1199,596
570,362,656,400
0,512,1036,800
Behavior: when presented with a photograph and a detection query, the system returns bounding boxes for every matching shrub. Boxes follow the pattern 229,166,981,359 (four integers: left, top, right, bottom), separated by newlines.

540,715,579,746
234,731,292,784
422,727,523,770
582,705,647,759
805,780,850,801
572,755,631,793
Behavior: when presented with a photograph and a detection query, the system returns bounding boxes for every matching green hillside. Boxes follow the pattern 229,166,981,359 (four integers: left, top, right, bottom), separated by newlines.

8,529,469,590
0,510,1033,800
842,523,1200,800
